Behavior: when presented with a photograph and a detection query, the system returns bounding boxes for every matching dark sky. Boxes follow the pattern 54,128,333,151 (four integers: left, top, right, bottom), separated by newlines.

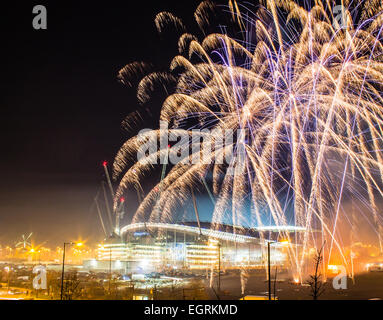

0,0,204,247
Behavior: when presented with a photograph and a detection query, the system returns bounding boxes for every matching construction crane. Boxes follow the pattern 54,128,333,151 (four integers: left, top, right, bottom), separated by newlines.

96,156,214,241
96,161,126,237
94,191,108,237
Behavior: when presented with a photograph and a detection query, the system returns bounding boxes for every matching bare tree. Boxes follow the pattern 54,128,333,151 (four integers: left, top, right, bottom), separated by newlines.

60,272,82,300
86,280,106,299
107,278,120,300
46,271,60,299
307,245,326,300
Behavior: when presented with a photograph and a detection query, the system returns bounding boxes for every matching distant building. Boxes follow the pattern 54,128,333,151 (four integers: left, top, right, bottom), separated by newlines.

83,222,304,274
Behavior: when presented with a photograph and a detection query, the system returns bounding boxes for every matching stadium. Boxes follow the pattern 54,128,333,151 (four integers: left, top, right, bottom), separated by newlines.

84,220,305,274
85,162,307,275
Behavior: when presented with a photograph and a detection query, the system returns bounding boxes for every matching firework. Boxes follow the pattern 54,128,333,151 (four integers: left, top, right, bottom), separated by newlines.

113,0,383,279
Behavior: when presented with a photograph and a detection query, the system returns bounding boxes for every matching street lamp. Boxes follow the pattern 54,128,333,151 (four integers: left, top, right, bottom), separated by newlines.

217,242,221,292
267,241,273,300
4,266,10,292
29,248,36,264
60,242,83,300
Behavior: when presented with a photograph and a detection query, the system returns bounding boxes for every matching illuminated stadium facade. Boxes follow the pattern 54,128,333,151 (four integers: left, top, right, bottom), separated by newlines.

90,222,305,273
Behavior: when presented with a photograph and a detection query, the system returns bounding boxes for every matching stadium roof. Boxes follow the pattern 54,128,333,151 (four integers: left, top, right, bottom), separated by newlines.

120,222,306,244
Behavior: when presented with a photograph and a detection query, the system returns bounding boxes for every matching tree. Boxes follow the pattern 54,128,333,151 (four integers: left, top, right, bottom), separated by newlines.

56,272,82,300
107,278,120,300
46,271,60,298
307,245,326,300
86,280,106,299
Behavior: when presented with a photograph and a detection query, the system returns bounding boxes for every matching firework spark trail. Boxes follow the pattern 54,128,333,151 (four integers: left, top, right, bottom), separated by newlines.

113,0,383,279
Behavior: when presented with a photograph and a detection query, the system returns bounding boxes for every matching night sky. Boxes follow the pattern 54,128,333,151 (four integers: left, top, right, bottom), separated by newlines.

0,1,205,246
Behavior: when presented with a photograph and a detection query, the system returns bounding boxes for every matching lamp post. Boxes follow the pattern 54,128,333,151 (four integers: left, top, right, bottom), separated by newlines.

60,242,83,300
267,241,271,300
5,266,10,292
29,248,36,264
217,242,221,292
109,247,112,295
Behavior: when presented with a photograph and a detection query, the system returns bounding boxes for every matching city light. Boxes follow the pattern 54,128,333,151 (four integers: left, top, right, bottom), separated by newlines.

328,265,340,274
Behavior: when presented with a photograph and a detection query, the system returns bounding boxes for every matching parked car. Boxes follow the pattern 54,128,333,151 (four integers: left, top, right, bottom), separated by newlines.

366,262,383,272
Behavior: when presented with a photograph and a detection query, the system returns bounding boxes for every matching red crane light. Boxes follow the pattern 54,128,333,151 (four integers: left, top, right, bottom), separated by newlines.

102,161,108,167
120,197,125,203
